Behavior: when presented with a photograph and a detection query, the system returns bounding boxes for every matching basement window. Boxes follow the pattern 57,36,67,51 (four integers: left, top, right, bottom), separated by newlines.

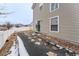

50,16,59,32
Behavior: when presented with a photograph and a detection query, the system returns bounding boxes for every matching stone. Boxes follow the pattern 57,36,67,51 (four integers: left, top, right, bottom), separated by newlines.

24,33,28,35
66,48,69,51
46,37,49,39
33,36,37,38
69,50,73,53
28,37,32,39
35,42,40,45
32,33,36,36
37,34,41,36
46,51,56,56
38,38,42,41
44,43,47,46
56,44,63,49
57,48,67,56
52,46,58,50
31,39,35,42
49,42,55,45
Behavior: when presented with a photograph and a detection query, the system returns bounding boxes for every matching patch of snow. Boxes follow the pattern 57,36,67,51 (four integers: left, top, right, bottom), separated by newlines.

7,41,18,56
17,36,29,56
7,36,29,56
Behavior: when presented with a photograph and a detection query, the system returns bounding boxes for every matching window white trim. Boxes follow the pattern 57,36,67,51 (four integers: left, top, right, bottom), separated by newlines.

49,3,59,12
49,16,59,33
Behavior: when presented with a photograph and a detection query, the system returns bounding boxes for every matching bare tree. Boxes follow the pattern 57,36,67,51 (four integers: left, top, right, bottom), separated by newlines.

6,22,13,29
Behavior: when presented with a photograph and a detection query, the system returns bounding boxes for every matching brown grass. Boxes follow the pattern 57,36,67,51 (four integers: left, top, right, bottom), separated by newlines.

0,33,17,56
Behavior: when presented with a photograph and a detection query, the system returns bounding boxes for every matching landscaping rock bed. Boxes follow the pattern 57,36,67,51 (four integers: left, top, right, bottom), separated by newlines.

23,31,79,56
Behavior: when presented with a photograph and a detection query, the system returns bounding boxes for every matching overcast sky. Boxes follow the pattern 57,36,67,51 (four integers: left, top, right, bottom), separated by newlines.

0,3,33,25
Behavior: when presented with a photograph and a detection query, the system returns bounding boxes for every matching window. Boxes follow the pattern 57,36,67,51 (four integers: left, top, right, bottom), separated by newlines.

39,3,43,7
39,3,43,10
50,16,59,32
50,3,59,12
36,21,40,32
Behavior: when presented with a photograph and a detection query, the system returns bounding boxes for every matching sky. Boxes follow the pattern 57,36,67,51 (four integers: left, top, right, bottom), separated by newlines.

0,3,33,25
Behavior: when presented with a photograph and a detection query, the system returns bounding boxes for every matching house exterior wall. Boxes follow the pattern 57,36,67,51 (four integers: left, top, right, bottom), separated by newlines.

32,3,39,31
32,3,79,43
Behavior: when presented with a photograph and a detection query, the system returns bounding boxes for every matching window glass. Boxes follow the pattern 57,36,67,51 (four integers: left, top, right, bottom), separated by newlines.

51,16,59,31
39,3,43,10
55,3,58,9
50,3,59,11
51,3,55,10
51,25,58,31
51,17,58,25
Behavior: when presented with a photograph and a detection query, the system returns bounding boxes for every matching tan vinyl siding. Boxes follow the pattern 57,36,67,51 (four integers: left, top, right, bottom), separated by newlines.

39,4,50,33
33,4,39,31
33,3,79,43
49,3,79,43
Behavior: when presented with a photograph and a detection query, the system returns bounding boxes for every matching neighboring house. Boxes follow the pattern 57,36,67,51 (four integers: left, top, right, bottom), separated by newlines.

32,3,79,43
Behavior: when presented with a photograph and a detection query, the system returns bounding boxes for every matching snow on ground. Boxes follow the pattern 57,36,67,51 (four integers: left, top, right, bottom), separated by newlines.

7,36,29,56
0,31,5,49
17,36,29,56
